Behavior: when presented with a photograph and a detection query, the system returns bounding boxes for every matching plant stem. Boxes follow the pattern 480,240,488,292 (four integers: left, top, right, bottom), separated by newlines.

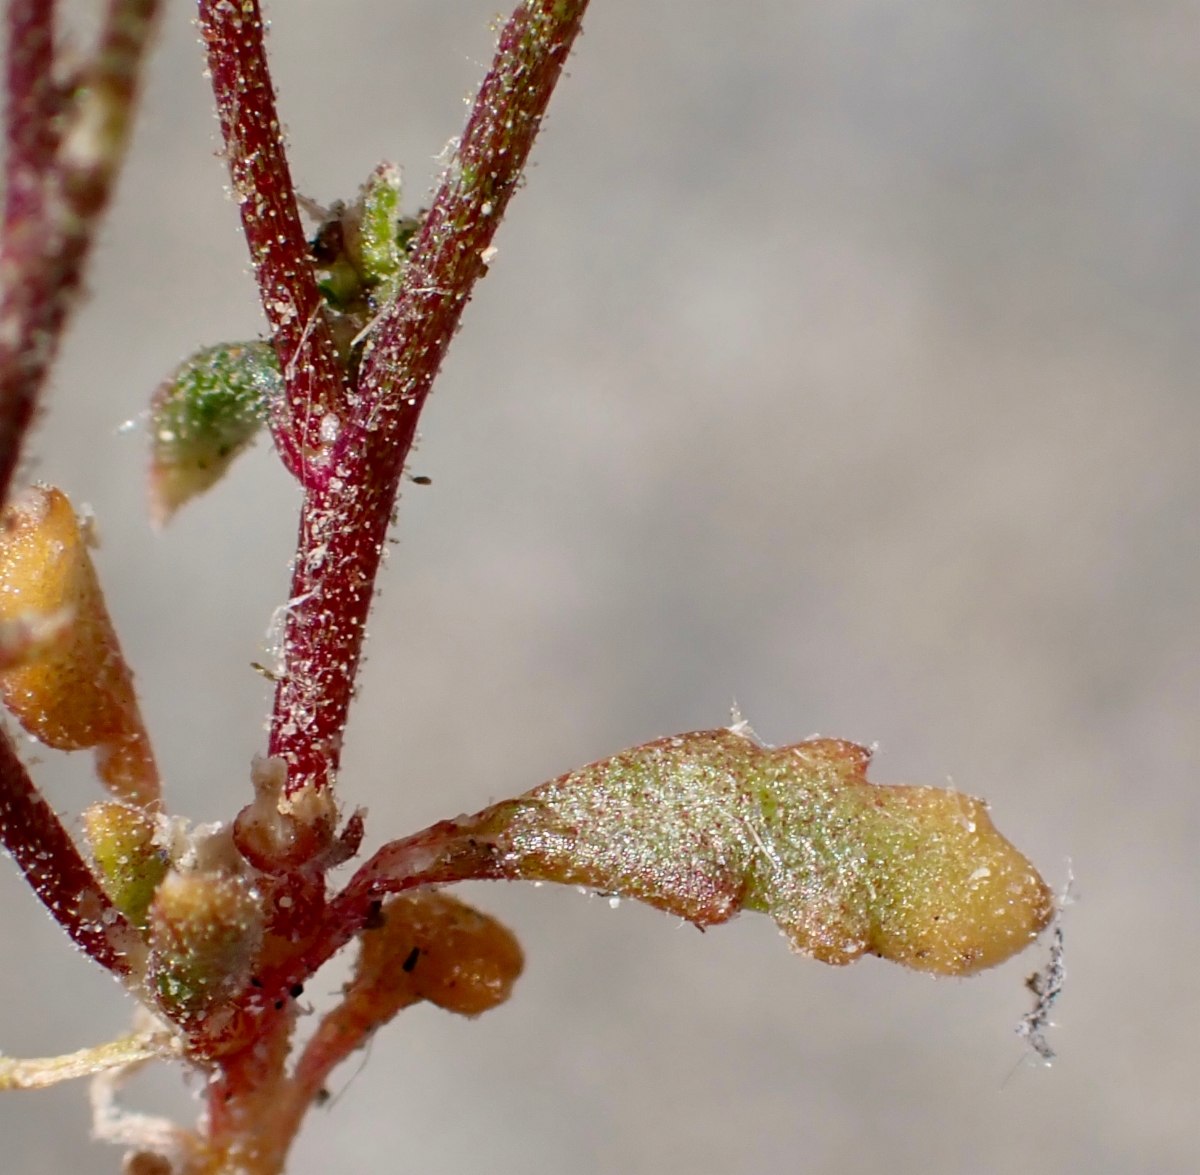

0,1031,176,1091
265,0,591,800
203,1010,295,1175
4,0,58,229
216,818,496,1021
0,0,160,503
196,0,346,482
0,0,158,982
0,728,144,976
248,980,420,1169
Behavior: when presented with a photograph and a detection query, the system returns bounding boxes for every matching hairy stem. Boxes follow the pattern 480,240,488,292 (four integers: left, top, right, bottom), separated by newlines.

202,1011,295,1175
0,727,144,976
253,983,420,1168
0,0,160,503
267,0,591,799
4,0,58,229
197,0,346,481
217,819,492,1021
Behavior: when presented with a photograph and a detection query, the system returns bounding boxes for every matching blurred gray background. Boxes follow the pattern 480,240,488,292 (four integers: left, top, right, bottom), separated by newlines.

2,0,1198,1171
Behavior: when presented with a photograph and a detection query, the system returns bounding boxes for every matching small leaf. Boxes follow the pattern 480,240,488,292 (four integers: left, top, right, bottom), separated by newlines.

148,342,280,525
473,727,1052,976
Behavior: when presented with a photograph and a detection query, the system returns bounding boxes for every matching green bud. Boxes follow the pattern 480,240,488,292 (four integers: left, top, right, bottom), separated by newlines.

148,871,263,1025
316,257,364,312
82,802,168,930
355,162,404,291
148,342,280,525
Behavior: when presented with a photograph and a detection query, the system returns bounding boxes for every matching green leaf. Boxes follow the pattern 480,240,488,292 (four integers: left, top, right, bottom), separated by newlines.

476,727,1053,976
148,342,280,525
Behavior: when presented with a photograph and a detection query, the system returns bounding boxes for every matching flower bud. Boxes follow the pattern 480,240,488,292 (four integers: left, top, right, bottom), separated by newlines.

353,162,405,295
358,891,523,1019
309,163,417,330
83,801,168,930
148,871,263,1026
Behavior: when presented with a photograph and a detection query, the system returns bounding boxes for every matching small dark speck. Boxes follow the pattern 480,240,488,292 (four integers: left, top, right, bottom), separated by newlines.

364,900,385,930
251,977,263,988
274,1000,284,1010
314,1088,331,1106
401,946,420,973
290,984,304,998
411,475,432,486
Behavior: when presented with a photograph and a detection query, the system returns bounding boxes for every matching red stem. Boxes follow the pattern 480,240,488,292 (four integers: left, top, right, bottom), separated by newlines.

0,0,161,505
0,0,59,504
265,0,591,798
0,0,158,979
0,728,142,975
197,0,347,481
213,817,498,1034
4,0,58,229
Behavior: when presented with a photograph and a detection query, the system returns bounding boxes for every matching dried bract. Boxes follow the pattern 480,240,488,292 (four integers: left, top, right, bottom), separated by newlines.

0,486,158,805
